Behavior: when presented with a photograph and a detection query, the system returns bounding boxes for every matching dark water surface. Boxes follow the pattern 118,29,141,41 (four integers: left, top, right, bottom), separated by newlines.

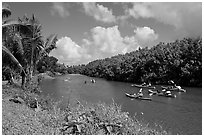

40,74,202,135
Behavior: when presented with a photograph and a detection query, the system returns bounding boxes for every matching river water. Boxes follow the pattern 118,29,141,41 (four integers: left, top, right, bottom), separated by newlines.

40,74,202,135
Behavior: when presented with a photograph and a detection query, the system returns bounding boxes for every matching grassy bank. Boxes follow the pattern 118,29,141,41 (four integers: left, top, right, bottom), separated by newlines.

2,79,168,135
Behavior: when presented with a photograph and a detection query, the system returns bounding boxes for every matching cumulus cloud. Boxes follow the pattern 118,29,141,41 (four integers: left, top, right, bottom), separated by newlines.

134,26,158,42
50,37,90,65
126,3,181,28
123,2,202,37
50,26,143,65
82,26,140,60
128,3,153,19
50,2,70,18
49,3,201,65
82,2,116,23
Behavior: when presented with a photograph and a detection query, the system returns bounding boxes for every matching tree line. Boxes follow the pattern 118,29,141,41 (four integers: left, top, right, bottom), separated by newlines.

67,37,202,87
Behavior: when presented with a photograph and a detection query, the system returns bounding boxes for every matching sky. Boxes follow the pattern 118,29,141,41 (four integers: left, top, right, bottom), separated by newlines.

3,2,202,65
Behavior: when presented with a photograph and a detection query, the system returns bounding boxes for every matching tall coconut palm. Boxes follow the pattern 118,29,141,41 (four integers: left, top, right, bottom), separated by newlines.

2,4,26,86
18,14,57,82
18,14,44,82
2,4,57,88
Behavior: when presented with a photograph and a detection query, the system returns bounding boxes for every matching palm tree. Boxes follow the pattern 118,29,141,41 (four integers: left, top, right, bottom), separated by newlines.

18,14,44,83
2,4,11,18
2,4,26,86
18,14,57,83
2,4,58,88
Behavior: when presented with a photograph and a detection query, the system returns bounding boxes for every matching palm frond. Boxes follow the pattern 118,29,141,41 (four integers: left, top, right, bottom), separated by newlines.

30,14,40,25
44,34,58,53
2,45,24,71
2,19,22,28
12,34,24,55
35,34,57,65
2,4,11,18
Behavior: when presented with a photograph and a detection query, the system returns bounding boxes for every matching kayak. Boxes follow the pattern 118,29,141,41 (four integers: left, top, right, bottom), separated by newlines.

161,86,186,92
125,93,137,98
148,89,158,93
161,86,176,90
125,93,152,101
148,90,176,98
157,92,177,98
131,84,156,89
148,89,159,95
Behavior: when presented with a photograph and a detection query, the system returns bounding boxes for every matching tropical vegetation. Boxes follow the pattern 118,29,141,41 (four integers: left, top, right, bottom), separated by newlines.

2,3,58,89
67,37,202,87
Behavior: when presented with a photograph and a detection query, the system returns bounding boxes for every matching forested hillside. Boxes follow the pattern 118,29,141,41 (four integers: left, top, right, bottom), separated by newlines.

68,37,202,87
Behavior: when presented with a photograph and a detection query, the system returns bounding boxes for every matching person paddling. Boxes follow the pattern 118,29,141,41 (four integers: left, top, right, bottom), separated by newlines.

137,88,143,98
170,80,183,90
165,90,172,96
169,80,175,85
147,82,151,87
141,82,146,86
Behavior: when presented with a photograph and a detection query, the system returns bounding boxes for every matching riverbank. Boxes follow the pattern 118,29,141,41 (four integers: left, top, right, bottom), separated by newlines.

2,81,168,135
38,72,55,80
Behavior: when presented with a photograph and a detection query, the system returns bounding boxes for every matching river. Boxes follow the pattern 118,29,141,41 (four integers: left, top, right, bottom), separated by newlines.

40,74,202,135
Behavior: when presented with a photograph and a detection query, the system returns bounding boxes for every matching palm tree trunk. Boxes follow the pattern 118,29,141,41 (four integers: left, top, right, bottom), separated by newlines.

26,67,32,85
27,39,35,85
8,72,14,85
30,37,35,76
21,69,26,89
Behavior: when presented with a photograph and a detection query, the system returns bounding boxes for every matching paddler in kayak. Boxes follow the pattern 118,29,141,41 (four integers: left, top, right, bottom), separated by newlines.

91,79,96,83
170,80,179,89
169,80,175,85
137,88,143,98
169,80,180,89
141,82,151,87
165,90,172,96
163,89,174,96
147,82,152,87
141,82,146,86
169,80,186,92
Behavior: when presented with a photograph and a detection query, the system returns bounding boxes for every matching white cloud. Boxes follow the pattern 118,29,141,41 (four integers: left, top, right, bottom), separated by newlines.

121,2,201,38
126,3,181,28
134,26,158,42
128,3,153,19
50,26,158,65
83,26,140,59
82,2,116,23
51,2,70,18
50,37,90,65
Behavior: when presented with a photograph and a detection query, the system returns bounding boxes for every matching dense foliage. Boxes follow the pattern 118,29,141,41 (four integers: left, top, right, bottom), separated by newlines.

2,4,57,88
68,37,202,87
37,55,68,75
